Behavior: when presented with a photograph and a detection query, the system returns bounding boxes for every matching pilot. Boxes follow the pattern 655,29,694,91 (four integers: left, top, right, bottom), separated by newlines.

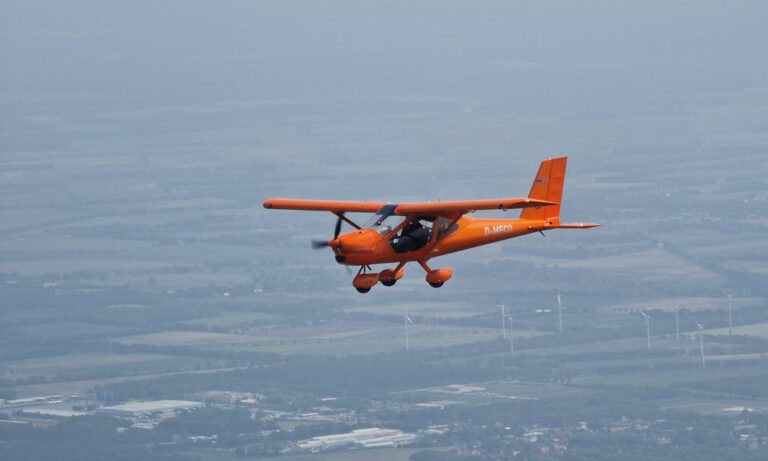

392,219,431,253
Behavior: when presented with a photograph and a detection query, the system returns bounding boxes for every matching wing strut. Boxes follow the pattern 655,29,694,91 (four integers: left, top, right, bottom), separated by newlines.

335,212,361,230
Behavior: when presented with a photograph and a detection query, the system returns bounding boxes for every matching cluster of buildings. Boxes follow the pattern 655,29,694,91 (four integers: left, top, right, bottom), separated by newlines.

0,390,263,430
295,427,419,453
95,400,203,429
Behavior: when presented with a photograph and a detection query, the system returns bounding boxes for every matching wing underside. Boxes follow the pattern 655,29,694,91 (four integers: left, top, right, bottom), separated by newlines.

263,199,386,213
264,197,558,216
393,198,558,216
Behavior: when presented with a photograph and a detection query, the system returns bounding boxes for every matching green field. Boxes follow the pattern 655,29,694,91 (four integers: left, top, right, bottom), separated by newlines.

706,322,768,339
400,379,591,404
114,331,264,347
209,332,500,356
16,321,137,341
658,396,768,415
345,300,485,318
572,364,768,388
181,311,278,329
3,353,173,372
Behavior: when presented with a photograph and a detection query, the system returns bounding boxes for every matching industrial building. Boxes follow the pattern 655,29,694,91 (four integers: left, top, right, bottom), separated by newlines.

21,408,87,418
95,400,202,418
297,427,418,452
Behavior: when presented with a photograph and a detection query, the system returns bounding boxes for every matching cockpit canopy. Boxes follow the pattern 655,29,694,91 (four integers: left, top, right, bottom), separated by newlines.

364,204,405,236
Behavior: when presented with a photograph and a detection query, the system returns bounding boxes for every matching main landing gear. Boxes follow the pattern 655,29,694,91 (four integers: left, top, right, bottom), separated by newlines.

379,265,405,287
351,262,453,292
419,261,453,288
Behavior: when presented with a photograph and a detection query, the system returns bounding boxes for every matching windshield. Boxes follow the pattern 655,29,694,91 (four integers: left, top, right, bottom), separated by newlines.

364,205,405,236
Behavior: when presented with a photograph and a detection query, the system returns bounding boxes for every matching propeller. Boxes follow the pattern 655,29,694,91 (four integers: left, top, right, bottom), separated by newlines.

334,214,343,238
311,214,344,249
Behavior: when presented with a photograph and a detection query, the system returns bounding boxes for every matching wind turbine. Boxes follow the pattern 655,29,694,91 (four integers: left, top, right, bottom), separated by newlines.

404,313,414,351
724,290,733,336
497,304,506,339
697,323,706,368
556,293,563,334
507,311,514,353
640,310,650,350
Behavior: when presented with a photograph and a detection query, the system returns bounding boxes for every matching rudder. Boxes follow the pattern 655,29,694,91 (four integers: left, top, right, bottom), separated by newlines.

520,157,567,221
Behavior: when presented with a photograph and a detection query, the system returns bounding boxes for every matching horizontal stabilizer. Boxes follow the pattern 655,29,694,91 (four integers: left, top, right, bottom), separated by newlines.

548,222,601,229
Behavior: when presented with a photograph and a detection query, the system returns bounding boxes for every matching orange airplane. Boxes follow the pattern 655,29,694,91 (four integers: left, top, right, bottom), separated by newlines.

264,157,599,292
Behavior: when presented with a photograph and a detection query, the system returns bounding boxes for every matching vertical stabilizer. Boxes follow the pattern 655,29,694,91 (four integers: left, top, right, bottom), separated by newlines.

520,157,567,221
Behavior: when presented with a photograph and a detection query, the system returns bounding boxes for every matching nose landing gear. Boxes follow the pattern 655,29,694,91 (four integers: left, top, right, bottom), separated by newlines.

353,266,379,293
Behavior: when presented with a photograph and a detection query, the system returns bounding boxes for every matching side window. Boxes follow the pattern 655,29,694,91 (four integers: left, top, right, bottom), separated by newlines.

436,217,458,238
389,218,434,253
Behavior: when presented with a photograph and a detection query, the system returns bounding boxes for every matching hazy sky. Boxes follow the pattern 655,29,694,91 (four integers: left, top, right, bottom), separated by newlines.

3,1,766,106
2,1,767,208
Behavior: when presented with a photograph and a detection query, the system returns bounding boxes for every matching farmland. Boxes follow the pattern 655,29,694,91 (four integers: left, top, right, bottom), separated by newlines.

2,2,768,460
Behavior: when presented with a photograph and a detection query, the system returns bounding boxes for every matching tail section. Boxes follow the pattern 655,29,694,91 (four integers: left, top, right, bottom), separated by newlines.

520,156,567,221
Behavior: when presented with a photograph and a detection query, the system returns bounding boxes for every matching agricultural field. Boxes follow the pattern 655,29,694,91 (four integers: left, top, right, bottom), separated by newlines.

706,322,768,339
400,379,589,404
180,311,278,329
345,300,486,319
2,353,173,375
115,322,511,356
210,332,499,356
2,3,768,460
658,396,768,415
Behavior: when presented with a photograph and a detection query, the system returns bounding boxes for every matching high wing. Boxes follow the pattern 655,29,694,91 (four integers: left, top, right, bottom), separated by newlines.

263,199,386,213
393,198,558,216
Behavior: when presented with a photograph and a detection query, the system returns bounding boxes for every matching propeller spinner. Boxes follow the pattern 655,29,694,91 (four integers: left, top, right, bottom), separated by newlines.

311,214,344,249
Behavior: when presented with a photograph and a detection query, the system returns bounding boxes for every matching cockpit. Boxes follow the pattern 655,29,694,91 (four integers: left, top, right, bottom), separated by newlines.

365,205,436,254
363,204,406,237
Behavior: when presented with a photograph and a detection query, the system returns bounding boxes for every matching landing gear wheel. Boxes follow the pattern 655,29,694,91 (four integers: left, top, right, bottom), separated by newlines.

381,279,396,287
429,282,444,288
356,287,371,293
